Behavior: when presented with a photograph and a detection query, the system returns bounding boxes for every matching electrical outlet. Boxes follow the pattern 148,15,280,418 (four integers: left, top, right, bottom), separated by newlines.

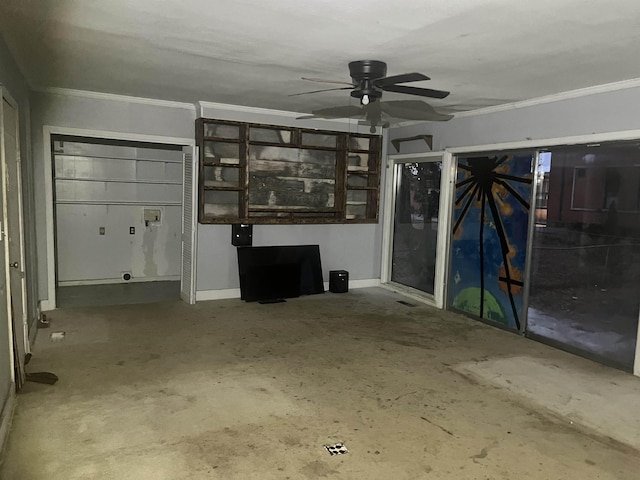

99,227,105,235
130,227,135,234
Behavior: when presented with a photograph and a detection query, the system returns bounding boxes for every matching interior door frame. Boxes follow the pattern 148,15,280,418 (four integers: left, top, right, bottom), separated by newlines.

0,90,17,446
381,151,454,308
41,126,195,310
1,86,29,365
0,87,16,385
180,146,198,304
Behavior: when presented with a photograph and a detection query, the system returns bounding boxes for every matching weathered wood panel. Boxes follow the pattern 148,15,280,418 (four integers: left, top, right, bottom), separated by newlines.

249,127,292,144
203,204,239,217
249,190,334,209
249,159,335,179
249,175,333,191
249,176,305,192
250,146,337,166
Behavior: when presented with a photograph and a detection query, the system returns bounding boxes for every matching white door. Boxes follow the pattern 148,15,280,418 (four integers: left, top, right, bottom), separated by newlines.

0,145,14,400
180,147,198,304
1,90,22,388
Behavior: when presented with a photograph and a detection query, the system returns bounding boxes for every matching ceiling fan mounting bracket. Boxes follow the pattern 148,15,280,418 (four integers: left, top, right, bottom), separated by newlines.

348,60,387,81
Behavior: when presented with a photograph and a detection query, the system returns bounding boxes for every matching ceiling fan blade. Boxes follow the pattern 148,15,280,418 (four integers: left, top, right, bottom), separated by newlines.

308,105,364,118
301,76,355,86
289,86,354,97
380,100,454,121
374,72,430,87
380,84,450,99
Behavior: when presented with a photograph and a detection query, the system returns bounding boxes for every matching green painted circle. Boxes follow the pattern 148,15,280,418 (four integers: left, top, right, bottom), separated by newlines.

452,287,507,324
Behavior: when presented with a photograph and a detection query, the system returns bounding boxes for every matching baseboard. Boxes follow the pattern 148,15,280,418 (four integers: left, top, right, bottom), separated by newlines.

195,288,242,301
195,279,381,302
58,276,181,287
0,387,16,460
323,278,381,291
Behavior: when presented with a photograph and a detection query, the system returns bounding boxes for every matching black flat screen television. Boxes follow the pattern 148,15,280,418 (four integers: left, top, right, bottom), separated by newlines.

237,245,324,302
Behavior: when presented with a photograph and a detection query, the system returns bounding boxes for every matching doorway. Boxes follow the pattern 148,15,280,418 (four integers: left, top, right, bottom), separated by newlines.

51,135,189,308
384,152,453,306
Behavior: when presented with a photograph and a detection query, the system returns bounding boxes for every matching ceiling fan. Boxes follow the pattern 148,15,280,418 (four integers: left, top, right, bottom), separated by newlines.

294,60,453,131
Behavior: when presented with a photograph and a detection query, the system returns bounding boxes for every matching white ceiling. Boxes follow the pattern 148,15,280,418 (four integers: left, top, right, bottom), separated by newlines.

2,0,640,116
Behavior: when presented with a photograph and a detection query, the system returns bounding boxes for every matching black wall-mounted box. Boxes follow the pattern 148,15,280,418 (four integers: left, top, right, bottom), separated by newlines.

232,224,253,247
329,270,349,293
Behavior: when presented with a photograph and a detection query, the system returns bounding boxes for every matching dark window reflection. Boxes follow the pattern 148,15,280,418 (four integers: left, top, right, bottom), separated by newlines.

527,145,640,370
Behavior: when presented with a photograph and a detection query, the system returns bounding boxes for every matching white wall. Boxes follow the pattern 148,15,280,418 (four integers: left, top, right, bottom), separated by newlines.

196,224,382,292
31,93,388,302
53,140,183,284
195,103,387,294
389,82,640,153
57,204,182,283
30,90,195,301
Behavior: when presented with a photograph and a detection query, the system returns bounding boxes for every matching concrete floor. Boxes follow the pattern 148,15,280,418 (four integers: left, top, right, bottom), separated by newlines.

2,287,640,479
57,281,181,308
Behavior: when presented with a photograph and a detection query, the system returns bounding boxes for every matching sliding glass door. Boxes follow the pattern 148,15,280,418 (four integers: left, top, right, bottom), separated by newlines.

447,152,534,331
389,142,640,373
388,154,447,299
526,143,640,370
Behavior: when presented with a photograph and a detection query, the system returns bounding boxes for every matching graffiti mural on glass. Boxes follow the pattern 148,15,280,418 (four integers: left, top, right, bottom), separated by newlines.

449,154,533,329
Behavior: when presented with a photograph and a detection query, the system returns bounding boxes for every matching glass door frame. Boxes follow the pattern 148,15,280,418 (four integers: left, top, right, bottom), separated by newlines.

447,131,640,377
521,150,542,335
381,151,455,308
444,149,539,334
524,145,640,371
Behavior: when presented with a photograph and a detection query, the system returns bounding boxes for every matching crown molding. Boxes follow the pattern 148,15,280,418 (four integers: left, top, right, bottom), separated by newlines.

197,100,381,133
31,77,640,125
453,77,640,119
198,100,303,119
34,86,197,111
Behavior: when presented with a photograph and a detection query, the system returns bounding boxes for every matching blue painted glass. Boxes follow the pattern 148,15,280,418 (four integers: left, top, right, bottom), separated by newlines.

448,154,533,330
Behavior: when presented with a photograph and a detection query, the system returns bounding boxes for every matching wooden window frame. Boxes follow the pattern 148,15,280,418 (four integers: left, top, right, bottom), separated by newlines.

196,118,381,224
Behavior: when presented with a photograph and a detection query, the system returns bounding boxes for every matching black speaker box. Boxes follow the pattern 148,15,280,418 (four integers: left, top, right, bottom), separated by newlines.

329,270,349,293
232,224,253,246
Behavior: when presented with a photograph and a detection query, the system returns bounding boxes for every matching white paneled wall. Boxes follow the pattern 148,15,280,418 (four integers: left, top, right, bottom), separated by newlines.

53,138,183,284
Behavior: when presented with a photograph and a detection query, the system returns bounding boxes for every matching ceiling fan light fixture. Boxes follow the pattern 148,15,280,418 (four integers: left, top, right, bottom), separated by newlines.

351,87,381,105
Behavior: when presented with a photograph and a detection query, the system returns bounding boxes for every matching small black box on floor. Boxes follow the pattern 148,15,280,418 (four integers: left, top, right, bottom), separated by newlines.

232,224,253,247
329,270,349,293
